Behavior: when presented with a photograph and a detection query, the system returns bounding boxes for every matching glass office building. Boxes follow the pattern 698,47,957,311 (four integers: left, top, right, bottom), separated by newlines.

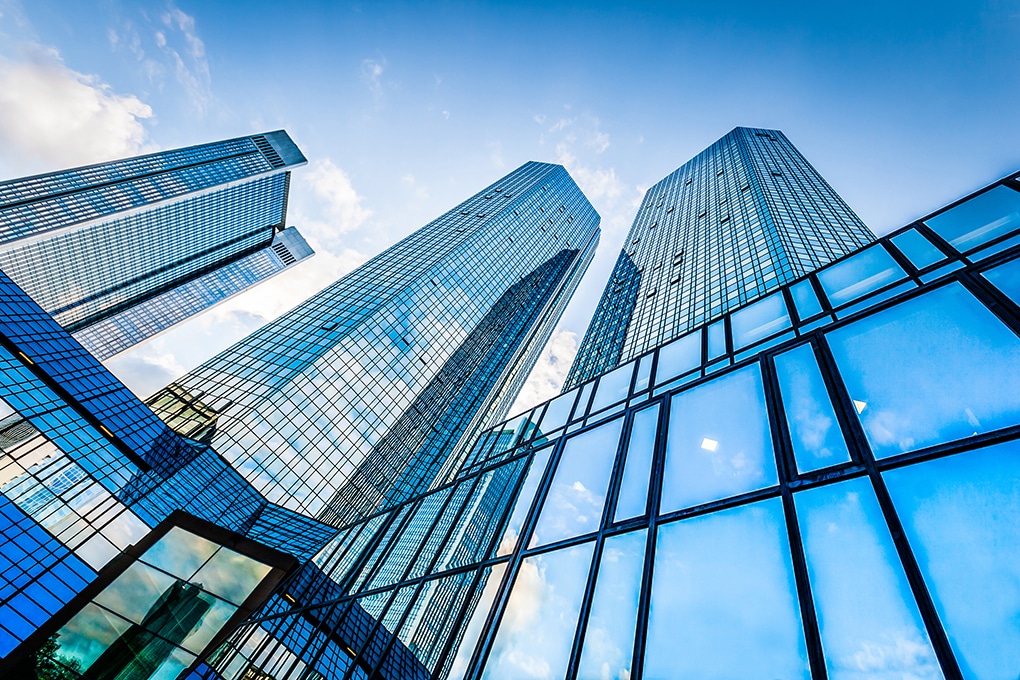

0,131,312,359
198,168,1020,680
565,127,876,388
147,161,601,523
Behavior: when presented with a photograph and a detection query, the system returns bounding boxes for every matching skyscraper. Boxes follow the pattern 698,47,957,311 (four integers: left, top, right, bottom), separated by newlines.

146,161,599,521
565,126,875,388
0,131,312,360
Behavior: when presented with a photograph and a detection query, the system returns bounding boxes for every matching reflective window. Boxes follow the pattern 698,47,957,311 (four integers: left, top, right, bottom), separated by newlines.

884,441,1020,679
482,541,595,680
790,279,824,320
531,418,624,547
577,529,646,680
795,478,941,679
826,283,1020,459
661,365,777,513
924,184,1020,251
982,257,1020,307
817,245,907,307
447,564,507,679
635,354,653,393
654,330,701,384
591,362,634,412
540,388,577,434
891,229,947,270
644,500,809,679
730,292,792,349
614,405,659,522
773,344,851,473
707,319,726,359
496,446,553,557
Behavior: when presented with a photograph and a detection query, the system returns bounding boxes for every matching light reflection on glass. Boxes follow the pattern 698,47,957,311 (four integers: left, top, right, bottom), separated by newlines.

924,184,1020,251
891,229,946,270
790,279,824,320
496,446,553,557
654,330,701,385
982,257,1020,307
817,245,906,307
707,319,726,359
661,364,776,513
530,418,624,547
540,389,577,434
643,500,809,679
884,441,1020,679
795,478,942,680
576,529,646,680
591,362,634,412
826,283,1020,458
193,547,272,606
773,344,851,473
482,541,594,680
614,405,658,521
448,564,507,679
730,292,792,349
143,526,218,580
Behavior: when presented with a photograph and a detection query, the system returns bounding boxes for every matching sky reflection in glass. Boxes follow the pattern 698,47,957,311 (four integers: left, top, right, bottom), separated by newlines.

890,229,946,270
790,279,824,320
482,541,594,680
707,319,726,359
577,529,646,680
654,330,701,384
539,388,577,434
730,292,792,349
817,245,906,307
924,185,1020,251
530,418,624,547
447,564,506,680
496,446,553,556
884,441,1020,680
661,364,776,512
826,283,1020,458
614,405,658,521
773,344,851,473
795,478,941,680
982,257,1020,306
643,500,808,679
591,362,634,412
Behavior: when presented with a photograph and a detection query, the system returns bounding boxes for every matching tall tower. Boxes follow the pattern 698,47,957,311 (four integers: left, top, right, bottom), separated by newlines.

147,161,601,521
565,126,875,388
0,131,312,360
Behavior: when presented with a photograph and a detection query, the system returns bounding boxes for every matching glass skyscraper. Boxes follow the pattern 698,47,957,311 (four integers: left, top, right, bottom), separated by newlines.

147,161,600,522
0,131,312,360
565,127,875,388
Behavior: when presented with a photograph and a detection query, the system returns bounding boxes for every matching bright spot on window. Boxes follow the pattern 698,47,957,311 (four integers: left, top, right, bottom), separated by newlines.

701,437,719,451
853,400,868,414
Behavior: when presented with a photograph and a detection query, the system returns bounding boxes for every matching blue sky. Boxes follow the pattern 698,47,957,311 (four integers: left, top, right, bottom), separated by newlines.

0,0,1017,406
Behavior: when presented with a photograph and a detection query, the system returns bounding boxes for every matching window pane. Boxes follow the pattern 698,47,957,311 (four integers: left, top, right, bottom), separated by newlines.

795,478,941,679
635,354,653,393
644,500,809,679
530,417,624,547
142,527,219,581
661,365,777,513
884,441,1020,679
924,185,1020,251
614,405,659,522
891,229,947,270
482,541,595,680
982,257,1020,306
654,330,701,385
826,283,1020,459
540,388,577,434
591,362,634,412
730,292,792,350
817,245,906,307
791,279,824,319
496,446,553,556
447,564,506,679
707,320,726,359
577,529,646,680
192,547,272,606
773,344,851,473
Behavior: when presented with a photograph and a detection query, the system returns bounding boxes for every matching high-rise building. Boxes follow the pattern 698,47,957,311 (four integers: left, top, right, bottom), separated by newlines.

147,161,600,522
0,131,313,360
565,126,875,388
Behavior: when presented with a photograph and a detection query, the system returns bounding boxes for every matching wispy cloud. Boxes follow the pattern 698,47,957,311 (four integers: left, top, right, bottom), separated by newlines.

509,329,578,415
156,2,212,115
361,56,387,107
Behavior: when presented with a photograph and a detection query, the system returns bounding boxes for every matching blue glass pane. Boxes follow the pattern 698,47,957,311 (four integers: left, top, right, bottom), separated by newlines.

614,405,659,521
577,529,646,680
447,564,507,679
924,185,1020,251
795,478,941,679
891,229,947,270
826,283,1020,459
635,354,653,393
661,365,777,513
982,257,1020,307
482,541,594,680
773,344,851,473
707,320,726,359
654,330,701,385
817,245,906,307
730,292,792,350
591,362,634,412
496,446,553,557
790,279,824,320
644,500,809,679
540,388,578,434
530,417,624,547
884,441,1020,679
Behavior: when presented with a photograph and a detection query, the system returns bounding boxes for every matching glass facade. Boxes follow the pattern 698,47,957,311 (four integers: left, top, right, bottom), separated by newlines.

0,131,311,358
147,161,601,522
565,126,876,388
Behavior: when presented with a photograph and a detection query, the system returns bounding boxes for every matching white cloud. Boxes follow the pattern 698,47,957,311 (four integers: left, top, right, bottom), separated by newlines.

556,143,624,201
299,158,374,240
361,57,386,105
509,330,578,416
155,3,212,115
0,43,154,176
